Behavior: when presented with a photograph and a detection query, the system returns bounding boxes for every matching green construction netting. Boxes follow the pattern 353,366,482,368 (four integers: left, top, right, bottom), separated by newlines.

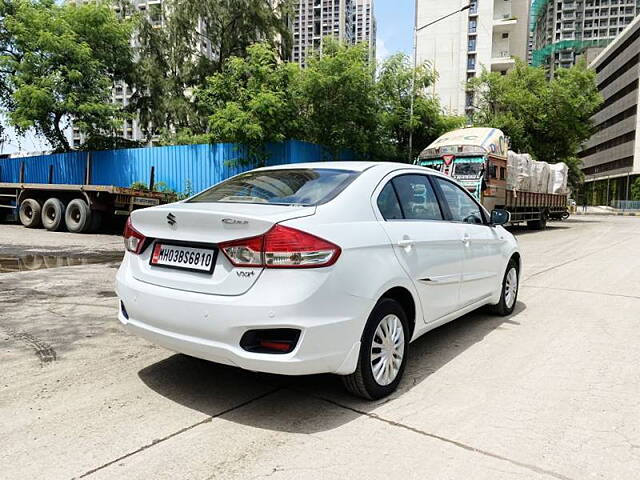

531,39,611,66
530,0,550,31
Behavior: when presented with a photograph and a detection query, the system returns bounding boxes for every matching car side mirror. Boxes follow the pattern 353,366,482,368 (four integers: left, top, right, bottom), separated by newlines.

490,209,510,226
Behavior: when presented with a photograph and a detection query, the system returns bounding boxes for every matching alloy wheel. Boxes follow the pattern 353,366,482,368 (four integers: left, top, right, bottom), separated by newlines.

505,267,518,309
370,314,405,386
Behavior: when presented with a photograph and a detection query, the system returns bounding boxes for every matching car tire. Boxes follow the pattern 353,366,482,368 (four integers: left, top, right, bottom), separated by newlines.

19,198,42,228
65,199,92,233
342,298,409,400
491,259,519,316
41,198,66,231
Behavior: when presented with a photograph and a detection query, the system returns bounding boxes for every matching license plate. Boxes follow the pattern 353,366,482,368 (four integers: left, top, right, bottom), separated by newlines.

150,243,217,273
132,197,160,206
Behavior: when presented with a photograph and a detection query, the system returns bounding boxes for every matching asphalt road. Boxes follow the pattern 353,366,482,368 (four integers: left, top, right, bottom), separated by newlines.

1,216,639,480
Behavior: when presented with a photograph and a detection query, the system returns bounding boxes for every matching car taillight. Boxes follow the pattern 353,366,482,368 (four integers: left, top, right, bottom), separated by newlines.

218,235,263,267
123,217,146,254
219,225,340,269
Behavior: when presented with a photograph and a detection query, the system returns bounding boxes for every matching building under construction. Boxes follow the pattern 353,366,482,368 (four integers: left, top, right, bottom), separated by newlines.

530,0,640,74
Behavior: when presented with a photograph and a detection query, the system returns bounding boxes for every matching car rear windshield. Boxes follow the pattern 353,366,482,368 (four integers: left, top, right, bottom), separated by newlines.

187,168,360,206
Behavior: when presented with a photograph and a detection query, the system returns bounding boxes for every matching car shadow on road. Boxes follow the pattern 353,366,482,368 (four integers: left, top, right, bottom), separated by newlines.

138,301,526,434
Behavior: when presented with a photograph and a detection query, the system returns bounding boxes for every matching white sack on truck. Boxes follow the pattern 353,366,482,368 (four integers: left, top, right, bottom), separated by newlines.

507,151,532,192
519,154,533,192
548,162,569,194
531,160,551,193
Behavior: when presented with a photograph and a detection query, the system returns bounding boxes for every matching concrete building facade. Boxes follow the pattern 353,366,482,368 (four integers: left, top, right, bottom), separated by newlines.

415,0,530,116
578,15,640,205
530,0,640,74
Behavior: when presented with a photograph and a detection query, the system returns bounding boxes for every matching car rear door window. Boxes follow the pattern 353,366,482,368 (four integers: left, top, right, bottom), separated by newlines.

433,177,485,224
377,183,403,220
391,175,443,221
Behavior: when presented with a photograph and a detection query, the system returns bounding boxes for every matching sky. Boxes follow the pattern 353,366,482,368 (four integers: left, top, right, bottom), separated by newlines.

1,0,416,155
375,0,415,61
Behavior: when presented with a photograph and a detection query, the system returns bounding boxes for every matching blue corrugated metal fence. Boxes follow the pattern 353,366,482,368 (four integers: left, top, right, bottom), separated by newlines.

0,140,354,194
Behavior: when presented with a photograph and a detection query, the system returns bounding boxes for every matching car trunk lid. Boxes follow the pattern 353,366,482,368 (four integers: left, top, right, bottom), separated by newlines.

127,202,316,295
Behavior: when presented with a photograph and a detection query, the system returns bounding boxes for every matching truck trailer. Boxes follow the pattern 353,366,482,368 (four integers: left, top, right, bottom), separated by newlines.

417,127,569,229
0,157,174,233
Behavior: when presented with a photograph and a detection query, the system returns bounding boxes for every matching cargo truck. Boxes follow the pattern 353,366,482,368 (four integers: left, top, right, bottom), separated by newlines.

417,127,569,229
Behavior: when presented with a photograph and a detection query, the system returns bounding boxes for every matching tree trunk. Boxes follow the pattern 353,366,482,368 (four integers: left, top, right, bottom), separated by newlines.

52,112,71,152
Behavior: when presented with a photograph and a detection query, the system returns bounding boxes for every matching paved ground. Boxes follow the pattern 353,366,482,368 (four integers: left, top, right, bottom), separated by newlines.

1,216,639,480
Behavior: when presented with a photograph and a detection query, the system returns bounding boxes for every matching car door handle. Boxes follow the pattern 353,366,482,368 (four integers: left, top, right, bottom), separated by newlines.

397,238,415,248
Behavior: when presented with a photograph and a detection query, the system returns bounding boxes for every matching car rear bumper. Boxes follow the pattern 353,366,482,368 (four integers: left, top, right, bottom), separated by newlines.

115,260,371,376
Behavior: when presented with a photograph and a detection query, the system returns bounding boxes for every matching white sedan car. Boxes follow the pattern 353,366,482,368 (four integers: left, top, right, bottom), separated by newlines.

116,162,520,399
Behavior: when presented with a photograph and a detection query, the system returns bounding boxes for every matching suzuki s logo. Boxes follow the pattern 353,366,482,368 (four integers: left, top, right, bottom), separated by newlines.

222,218,248,225
167,213,176,226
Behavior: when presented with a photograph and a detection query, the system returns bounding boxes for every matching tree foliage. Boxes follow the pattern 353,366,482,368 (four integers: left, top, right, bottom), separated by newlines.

196,43,302,165
376,53,464,161
296,39,379,158
0,0,134,151
469,59,602,187
194,41,459,163
132,0,293,141
631,178,640,202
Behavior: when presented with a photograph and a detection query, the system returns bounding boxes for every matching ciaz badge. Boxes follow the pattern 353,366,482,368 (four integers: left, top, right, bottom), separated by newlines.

222,218,248,225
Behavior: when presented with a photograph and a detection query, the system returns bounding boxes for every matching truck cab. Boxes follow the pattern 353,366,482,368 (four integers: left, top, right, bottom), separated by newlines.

417,127,508,212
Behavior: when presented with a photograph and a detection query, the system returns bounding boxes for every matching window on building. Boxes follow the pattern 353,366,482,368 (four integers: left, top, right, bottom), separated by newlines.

467,54,476,70
468,37,477,51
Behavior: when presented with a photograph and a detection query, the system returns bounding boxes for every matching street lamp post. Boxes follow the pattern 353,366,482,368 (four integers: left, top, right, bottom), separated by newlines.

408,2,472,163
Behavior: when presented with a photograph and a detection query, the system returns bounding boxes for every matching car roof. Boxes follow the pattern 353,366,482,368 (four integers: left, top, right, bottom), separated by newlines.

256,161,450,178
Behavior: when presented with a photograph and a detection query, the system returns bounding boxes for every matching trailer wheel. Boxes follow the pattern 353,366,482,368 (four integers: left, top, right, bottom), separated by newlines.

19,199,43,228
65,199,92,233
41,198,66,231
527,211,548,230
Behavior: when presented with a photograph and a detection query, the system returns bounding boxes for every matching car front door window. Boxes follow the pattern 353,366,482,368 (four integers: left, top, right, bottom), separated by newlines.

433,178,485,225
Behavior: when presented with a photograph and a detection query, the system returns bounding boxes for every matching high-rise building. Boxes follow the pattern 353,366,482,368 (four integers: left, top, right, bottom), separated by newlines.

291,0,375,66
578,15,640,204
530,0,640,74
354,0,377,61
415,0,530,116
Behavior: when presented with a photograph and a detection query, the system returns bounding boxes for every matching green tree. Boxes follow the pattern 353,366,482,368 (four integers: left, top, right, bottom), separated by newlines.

376,53,464,161
468,59,601,187
0,0,134,151
297,38,379,159
631,178,640,202
132,0,292,141
196,43,302,165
